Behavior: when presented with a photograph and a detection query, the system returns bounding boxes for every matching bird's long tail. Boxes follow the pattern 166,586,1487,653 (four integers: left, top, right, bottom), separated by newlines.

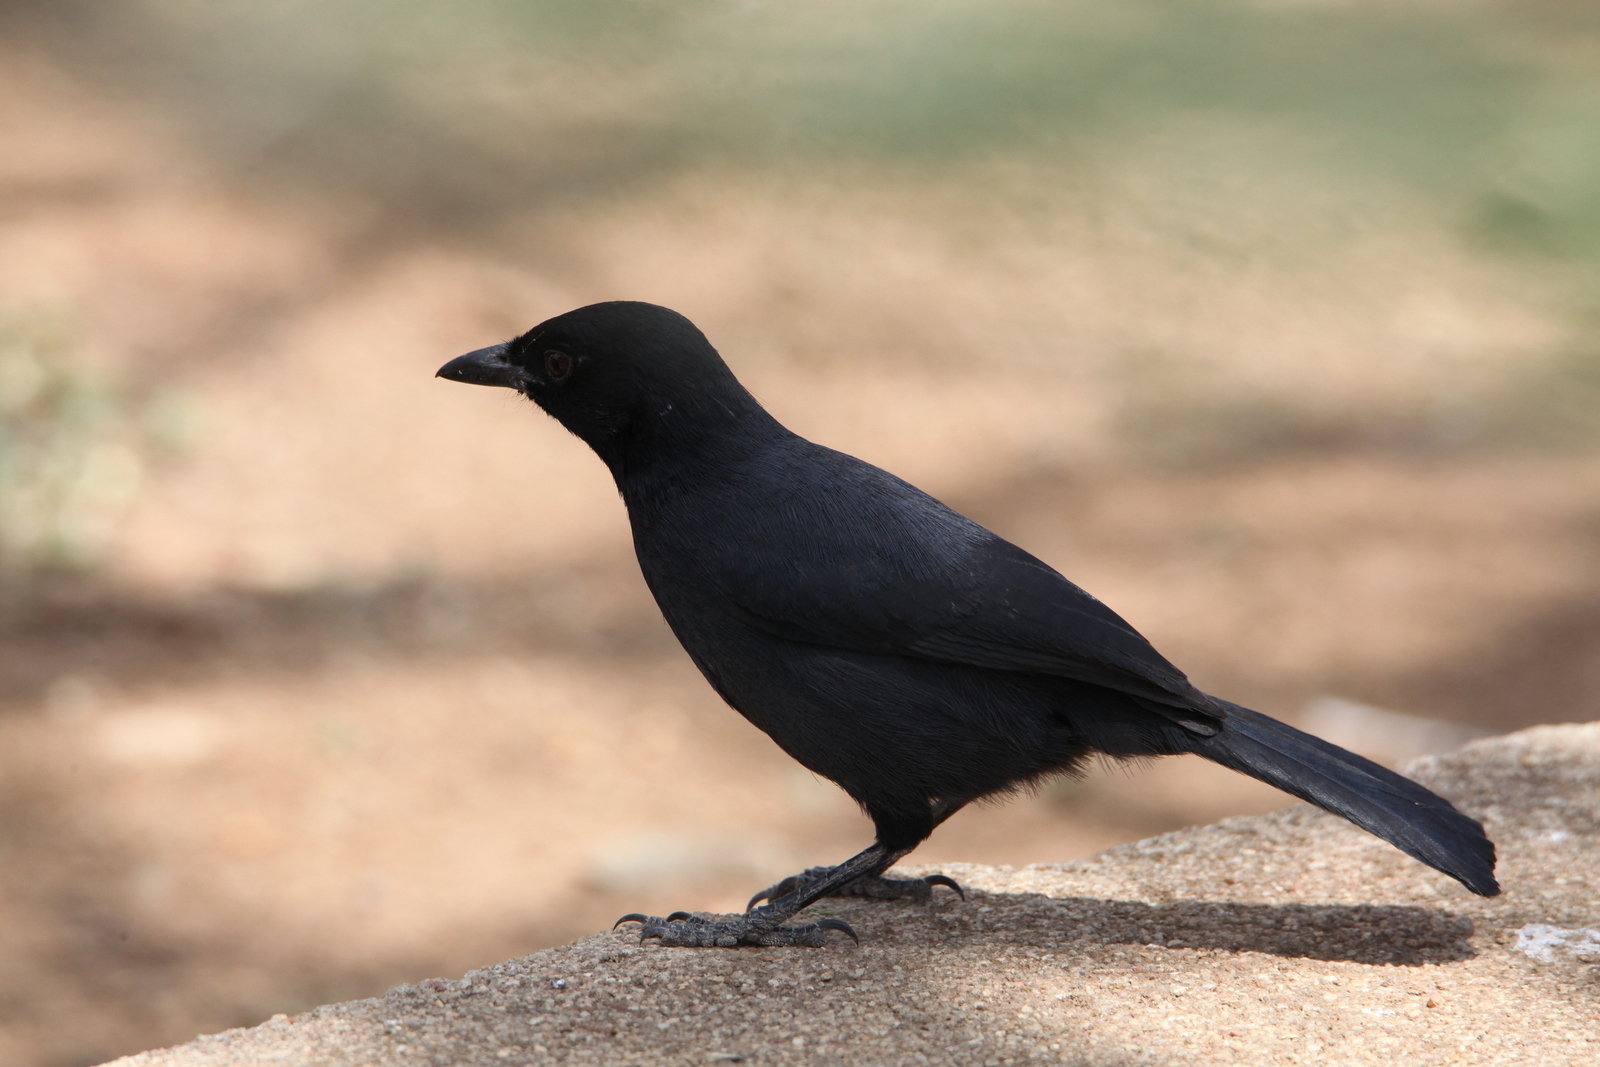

1187,701,1499,896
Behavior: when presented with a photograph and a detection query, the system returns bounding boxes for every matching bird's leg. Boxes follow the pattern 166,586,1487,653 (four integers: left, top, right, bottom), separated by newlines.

745,798,969,910
615,843,896,948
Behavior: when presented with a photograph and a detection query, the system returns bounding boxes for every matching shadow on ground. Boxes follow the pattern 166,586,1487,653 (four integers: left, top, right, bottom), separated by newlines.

0,557,673,715
936,892,1477,967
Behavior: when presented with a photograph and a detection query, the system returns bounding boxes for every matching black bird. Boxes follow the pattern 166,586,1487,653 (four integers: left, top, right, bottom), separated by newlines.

438,301,1499,947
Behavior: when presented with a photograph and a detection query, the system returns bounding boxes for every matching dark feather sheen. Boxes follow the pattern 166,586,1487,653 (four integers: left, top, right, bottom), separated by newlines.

455,300,1499,901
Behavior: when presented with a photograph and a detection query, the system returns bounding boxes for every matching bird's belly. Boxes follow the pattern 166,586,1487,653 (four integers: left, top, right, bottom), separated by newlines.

677,624,1090,809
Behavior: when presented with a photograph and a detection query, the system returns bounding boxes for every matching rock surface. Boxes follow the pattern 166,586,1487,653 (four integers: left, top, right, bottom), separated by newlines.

109,724,1600,1066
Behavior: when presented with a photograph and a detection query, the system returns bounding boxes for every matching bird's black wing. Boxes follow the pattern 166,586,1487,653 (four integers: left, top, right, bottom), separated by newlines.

717,476,1221,733
910,539,1216,714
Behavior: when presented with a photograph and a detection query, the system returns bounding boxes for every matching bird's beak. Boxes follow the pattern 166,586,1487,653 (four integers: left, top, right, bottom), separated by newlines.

436,344,523,389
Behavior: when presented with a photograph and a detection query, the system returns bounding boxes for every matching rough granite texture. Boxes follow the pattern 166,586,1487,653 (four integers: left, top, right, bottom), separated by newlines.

109,723,1600,1066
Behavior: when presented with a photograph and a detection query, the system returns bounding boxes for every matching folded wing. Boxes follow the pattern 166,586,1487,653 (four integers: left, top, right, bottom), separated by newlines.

727,523,1223,735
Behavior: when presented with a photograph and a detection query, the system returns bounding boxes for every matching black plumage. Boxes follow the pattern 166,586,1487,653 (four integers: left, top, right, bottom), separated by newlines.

438,300,1498,948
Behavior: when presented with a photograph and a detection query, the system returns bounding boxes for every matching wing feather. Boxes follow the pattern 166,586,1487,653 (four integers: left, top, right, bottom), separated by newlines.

727,521,1219,729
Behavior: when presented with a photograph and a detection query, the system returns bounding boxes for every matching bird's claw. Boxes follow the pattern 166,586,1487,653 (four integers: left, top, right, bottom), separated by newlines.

814,918,861,946
614,911,857,948
923,874,966,900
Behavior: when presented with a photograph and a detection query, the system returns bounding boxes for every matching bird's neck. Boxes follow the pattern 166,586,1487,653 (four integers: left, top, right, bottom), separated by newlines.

600,391,789,509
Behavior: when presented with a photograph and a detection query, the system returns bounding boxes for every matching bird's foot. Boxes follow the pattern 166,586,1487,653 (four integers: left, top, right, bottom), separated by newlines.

747,866,964,910
613,910,857,948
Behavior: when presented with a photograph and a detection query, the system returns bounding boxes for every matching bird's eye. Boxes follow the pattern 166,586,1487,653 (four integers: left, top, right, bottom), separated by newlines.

544,351,573,381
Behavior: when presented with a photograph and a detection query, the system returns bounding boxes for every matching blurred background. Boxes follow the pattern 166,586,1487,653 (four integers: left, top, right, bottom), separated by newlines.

2,0,1599,1062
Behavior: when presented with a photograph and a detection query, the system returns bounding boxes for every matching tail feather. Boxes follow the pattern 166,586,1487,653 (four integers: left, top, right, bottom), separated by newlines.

1191,701,1499,896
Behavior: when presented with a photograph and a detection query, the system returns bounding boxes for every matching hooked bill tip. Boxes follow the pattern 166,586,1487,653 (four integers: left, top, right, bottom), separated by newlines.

437,343,519,388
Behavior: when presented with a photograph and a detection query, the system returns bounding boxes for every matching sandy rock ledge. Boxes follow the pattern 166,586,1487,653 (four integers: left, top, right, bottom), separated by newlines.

110,724,1600,1066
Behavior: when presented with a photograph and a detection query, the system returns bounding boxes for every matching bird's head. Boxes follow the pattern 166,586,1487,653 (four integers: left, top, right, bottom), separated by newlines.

437,301,770,463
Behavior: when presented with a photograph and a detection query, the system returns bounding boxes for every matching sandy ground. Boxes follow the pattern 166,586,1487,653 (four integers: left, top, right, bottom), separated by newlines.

108,723,1600,1066
4,45,1600,1067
